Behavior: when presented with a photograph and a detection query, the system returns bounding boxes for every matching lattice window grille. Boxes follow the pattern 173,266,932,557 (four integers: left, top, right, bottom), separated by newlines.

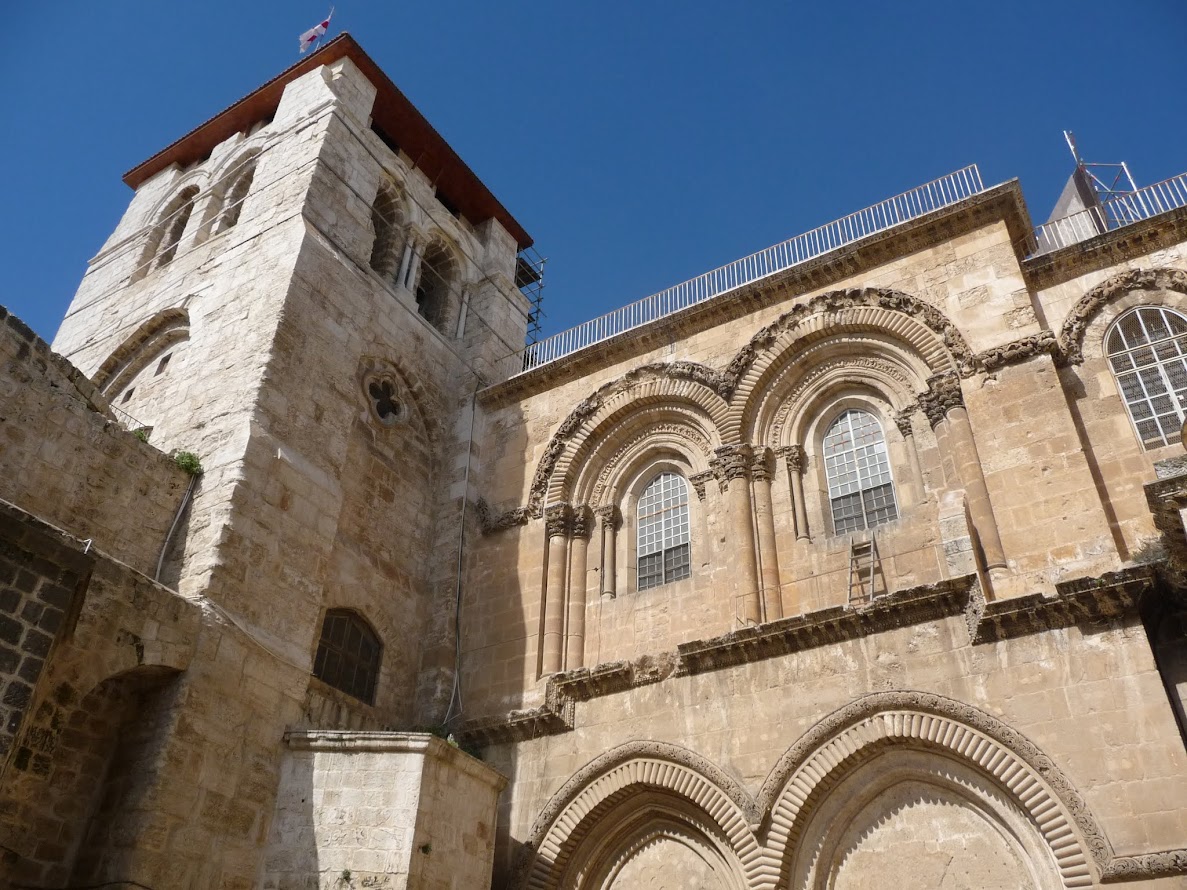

1107,307,1187,450
823,409,899,535
637,472,691,591
313,609,382,704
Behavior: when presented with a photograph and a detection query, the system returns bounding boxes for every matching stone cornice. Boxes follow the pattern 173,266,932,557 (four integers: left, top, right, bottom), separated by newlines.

283,729,509,789
970,568,1156,643
454,565,1160,749
480,182,1033,408
1022,205,1187,292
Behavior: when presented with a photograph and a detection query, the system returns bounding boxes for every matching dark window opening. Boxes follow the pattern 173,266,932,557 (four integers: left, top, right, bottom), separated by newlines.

121,388,135,403
313,609,382,704
154,354,172,376
416,242,457,332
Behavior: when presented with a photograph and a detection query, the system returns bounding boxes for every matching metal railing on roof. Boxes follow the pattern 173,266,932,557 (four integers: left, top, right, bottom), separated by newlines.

516,164,986,373
1030,172,1187,256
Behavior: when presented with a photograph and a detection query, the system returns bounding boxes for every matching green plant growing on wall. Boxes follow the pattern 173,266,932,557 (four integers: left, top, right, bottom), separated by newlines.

133,426,151,443
173,450,203,476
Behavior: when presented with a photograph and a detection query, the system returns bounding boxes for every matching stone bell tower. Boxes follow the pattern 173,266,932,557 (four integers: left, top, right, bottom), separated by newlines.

35,34,531,885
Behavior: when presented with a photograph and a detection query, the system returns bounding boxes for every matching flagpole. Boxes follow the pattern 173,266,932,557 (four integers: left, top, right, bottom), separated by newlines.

314,7,335,53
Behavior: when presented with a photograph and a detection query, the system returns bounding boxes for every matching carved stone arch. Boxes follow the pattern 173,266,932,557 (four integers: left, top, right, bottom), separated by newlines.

752,336,927,448
730,294,963,440
566,802,748,890
582,411,714,507
134,182,204,278
1058,267,1187,365
559,402,719,506
93,308,191,392
513,740,761,890
209,147,262,234
756,691,1107,888
527,363,730,516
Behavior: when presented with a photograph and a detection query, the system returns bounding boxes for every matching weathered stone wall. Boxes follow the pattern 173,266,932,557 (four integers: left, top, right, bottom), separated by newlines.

483,600,1187,887
461,206,1131,717
262,731,506,890
0,304,191,578
0,500,200,887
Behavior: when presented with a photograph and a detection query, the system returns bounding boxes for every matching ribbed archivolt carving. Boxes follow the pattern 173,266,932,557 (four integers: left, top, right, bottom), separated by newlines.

488,288,974,530
518,742,762,890
1057,267,1187,365
510,693,1133,890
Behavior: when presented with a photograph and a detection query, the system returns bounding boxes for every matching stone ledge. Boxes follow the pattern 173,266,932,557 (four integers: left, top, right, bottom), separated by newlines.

1023,206,1187,291
457,565,1161,749
971,568,1156,644
284,729,508,790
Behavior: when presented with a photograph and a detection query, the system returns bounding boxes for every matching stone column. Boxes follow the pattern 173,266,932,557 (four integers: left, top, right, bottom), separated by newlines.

566,506,592,670
541,503,571,676
713,444,760,626
920,373,1006,571
750,448,783,623
596,505,620,598
776,445,810,541
895,409,925,507
396,241,414,288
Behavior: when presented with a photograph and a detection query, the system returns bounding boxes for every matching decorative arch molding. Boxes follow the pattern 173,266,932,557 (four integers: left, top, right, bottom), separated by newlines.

725,287,975,401
557,401,719,506
753,340,925,447
513,740,762,890
756,691,1105,887
518,363,730,519
569,807,748,890
582,413,714,507
93,307,191,392
1057,267,1187,365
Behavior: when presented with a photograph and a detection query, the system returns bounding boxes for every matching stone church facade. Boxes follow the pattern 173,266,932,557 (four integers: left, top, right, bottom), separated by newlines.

1,32,1186,889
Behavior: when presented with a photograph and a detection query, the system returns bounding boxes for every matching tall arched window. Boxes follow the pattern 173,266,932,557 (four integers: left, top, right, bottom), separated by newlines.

637,472,691,591
1106,306,1187,449
135,186,199,280
313,609,382,704
415,240,458,331
823,409,898,535
216,158,257,232
369,179,407,281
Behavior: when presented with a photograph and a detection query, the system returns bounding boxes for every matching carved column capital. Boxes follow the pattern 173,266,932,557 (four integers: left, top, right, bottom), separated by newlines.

749,447,774,484
594,505,621,530
894,408,916,439
918,372,964,428
688,471,714,501
544,503,573,539
570,505,593,540
711,444,753,492
776,444,807,474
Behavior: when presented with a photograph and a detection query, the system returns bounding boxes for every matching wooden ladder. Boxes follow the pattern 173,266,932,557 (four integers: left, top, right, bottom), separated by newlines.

848,534,884,604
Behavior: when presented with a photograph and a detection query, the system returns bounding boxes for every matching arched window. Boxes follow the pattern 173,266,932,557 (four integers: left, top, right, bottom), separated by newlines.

1106,306,1187,449
415,240,457,331
369,179,407,281
637,472,691,591
313,609,382,704
823,409,898,535
136,186,199,279
216,158,257,232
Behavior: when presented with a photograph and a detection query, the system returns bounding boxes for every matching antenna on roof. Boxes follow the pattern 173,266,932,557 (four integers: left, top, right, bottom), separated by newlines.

1035,132,1148,253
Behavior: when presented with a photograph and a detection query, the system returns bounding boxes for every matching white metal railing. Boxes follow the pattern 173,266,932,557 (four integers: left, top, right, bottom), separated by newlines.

518,164,986,372
1030,172,1187,256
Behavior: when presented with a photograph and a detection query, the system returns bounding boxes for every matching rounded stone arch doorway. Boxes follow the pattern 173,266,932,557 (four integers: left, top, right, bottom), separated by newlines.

790,749,1066,890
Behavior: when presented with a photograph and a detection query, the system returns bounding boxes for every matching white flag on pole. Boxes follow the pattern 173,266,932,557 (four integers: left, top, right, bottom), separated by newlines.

299,12,333,53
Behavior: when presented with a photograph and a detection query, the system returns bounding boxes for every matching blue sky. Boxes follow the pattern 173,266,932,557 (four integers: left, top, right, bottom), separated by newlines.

3,2,1186,344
